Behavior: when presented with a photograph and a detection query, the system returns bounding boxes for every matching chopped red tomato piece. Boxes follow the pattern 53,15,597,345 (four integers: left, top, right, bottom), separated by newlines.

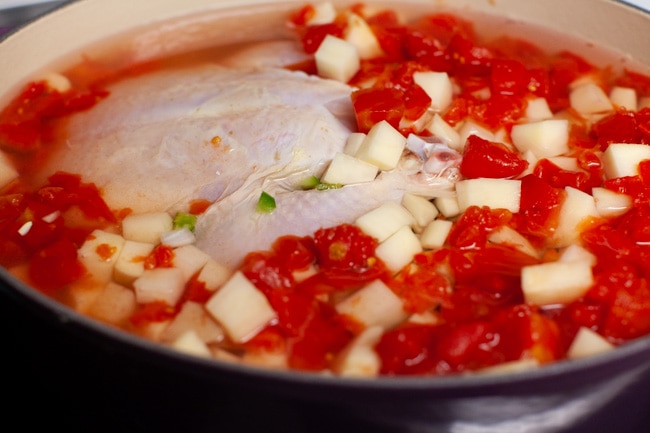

460,135,528,179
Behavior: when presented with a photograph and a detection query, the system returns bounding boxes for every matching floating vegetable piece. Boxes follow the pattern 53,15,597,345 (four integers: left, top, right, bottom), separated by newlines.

256,191,276,213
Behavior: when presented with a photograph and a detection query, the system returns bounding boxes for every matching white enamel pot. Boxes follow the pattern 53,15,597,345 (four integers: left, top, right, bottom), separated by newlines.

1,1,650,432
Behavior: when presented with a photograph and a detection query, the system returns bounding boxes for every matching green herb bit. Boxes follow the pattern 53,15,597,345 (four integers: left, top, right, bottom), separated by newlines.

173,212,197,231
315,182,343,191
300,175,320,190
257,191,276,213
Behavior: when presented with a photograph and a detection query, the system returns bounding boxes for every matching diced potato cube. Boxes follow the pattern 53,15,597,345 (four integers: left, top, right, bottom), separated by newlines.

355,120,407,170
510,119,569,158
455,178,522,213
114,240,155,286
566,327,614,360
336,279,407,329
197,259,232,291
592,187,632,218
570,82,613,114
402,193,438,231
334,326,383,377
558,244,597,266
426,114,461,150
305,2,336,25
434,196,461,218
133,267,186,306
162,301,224,344
42,72,72,93
315,35,360,83
521,260,594,305
344,13,383,59
478,359,540,376
321,152,379,185
173,244,211,281
609,86,637,111
87,282,137,325
525,97,553,121
356,201,415,242
122,212,173,244
553,186,599,247
0,152,19,189
205,271,277,343
375,225,422,273
413,71,453,112
171,330,212,358
420,219,453,250
487,225,539,259
78,230,126,284
602,143,650,179
458,120,494,151
344,132,366,155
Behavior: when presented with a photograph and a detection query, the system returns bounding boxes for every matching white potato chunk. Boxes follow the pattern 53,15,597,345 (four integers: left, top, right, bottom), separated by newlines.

458,120,495,150
553,186,599,247
566,327,614,360
172,244,211,281
205,271,277,343
87,282,136,325
334,326,383,377
402,193,439,231
170,330,212,358
122,212,173,244
420,219,453,250
344,132,366,155
113,240,155,286
321,152,379,185
434,196,461,218
133,267,186,306
375,225,422,273
413,71,453,112
477,359,540,376
161,301,224,344
0,152,19,189
525,97,553,121
609,86,637,111
487,225,539,259
344,13,383,59
558,243,597,266
592,187,632,218
355,201,415,242
41,72,72,93
510,119,569,158
197,259,232,291
78,230,126,285
315,35,360,83
521,260,594,305
601,143,650,179
355,120,407,170
336,279,407,329
455,178,522,213
570,82,613,114
426,114,461,150
305,2,337,25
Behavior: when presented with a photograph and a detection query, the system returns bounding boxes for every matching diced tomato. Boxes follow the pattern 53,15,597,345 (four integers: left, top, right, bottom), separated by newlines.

351,87,404,133
313,224,387,287
460,135,528,179
129,301,177,327
144,245,175,269
447,206,513,250
490,58,531,96
297,22,345,54
272,235,316,272
516,174,563,238
28,237,85,291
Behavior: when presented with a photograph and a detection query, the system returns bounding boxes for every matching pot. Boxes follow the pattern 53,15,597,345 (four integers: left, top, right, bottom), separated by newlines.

2,1,650,432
